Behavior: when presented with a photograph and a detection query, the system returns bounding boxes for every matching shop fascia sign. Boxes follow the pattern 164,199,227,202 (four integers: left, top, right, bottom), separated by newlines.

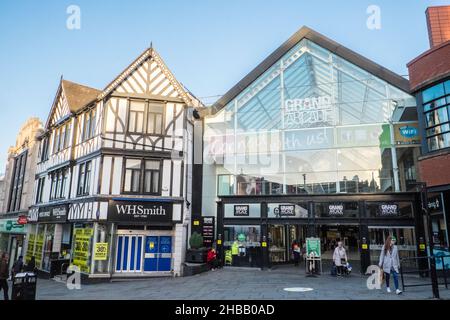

0,219,25,233
234,205,249,216
378,204,399,216
274,204,296,217
328,203,344,216
284,95,334,127
108,200,173,222
38,205,68,222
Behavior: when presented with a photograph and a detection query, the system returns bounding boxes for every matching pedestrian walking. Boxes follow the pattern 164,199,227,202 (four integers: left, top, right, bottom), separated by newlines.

333,241,348,276
0,253,9,300
11,255,24,278
207,247,218,271
379,236,402,295
292,240,301,266
25,256,36,273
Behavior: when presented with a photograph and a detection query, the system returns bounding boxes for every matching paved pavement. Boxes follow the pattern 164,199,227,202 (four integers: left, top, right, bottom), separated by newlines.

6,266,450,300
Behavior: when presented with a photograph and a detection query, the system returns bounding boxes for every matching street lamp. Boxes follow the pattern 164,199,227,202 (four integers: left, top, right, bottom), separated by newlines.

415,181,440,299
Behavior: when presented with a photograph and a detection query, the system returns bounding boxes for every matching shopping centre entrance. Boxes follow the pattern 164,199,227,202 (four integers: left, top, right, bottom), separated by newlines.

216,192,428,273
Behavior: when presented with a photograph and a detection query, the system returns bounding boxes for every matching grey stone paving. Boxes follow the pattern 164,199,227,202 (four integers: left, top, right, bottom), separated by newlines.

11,266,450,300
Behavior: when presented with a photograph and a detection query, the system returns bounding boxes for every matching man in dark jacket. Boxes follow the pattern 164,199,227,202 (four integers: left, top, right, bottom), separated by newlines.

11,255,24,278
0,253,9,300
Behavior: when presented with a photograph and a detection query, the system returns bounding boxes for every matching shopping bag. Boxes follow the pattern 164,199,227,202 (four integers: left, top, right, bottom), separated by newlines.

378,267,384,286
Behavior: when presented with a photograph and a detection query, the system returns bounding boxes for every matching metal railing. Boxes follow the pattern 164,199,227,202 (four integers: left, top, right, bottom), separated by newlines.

399,255,449,296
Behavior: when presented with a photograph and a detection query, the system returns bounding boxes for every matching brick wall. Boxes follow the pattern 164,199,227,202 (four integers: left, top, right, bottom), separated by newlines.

407,41,450,92
427,6,450,48
418,151,450,187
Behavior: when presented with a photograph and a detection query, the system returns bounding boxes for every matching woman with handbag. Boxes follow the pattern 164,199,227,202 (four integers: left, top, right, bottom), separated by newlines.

292,240,301,266
379,236,402,294
333,241,348,276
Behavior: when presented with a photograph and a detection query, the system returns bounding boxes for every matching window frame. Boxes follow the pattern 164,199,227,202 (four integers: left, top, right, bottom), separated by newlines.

7,151,27,212
126,99,165,136
77,161,92,196
122,157,162,195
49,167,68,201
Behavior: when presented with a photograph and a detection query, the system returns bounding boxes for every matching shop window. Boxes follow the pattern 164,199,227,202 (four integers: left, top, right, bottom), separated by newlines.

72,225,94,274
123,158,161,195
42,224,55,272
93,224,112,274
77,161,92,196
314,202,358,218
223,225,261,267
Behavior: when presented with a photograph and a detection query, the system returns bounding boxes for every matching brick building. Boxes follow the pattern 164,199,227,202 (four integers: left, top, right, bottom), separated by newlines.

407,5,450,250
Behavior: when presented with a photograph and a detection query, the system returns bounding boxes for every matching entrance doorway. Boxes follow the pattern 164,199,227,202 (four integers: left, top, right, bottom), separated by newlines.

319,225,360,262
115,235,144,273
268,225,307,264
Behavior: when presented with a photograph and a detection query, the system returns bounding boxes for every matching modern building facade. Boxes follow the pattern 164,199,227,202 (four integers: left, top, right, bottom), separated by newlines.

199,26,426,272
25,48,202,281
407,5,450,252
0,117,43,271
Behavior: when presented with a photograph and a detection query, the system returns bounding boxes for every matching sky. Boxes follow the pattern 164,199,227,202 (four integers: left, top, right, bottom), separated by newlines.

0,0,448,173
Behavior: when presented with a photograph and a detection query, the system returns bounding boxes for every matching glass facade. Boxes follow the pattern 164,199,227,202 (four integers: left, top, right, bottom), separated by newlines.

204,39,418,197
421,79,450,151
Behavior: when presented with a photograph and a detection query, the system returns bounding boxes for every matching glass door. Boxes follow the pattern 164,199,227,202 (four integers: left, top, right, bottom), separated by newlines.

268,225,286,263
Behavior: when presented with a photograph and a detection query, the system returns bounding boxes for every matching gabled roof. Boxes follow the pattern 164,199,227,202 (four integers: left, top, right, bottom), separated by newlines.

45,79,100,129
61,80,101,112
98,47,203,107
211,26,410,114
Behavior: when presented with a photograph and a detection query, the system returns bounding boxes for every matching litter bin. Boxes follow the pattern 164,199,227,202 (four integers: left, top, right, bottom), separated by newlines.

12,272,37,300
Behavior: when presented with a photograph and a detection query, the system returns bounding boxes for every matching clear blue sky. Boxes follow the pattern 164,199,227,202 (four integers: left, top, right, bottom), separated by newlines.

0,0,448,173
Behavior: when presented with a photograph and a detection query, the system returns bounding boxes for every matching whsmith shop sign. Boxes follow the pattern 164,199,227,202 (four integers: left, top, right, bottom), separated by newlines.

38,205,68,223
108,199,173,223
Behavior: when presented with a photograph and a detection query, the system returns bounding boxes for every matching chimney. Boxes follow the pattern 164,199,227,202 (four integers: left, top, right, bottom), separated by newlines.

426,5,450,48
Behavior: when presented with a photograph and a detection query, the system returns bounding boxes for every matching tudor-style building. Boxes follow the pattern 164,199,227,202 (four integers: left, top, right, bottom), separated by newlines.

26,47,202,280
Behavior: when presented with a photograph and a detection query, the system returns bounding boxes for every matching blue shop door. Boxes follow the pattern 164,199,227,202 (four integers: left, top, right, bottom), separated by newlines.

115,235,143,273
158,236,172,271
144,236,158,271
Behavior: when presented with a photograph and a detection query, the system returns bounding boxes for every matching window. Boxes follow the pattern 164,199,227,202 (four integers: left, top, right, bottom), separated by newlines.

39,137,49,162
35,177,45,204
144,160,160,194
123,158,161,194
49,167,68,200
82,109,96,141
77,161,92,196
7,151,27,212
51,122,71,154
127,100,164,135
422,79,450,152
128,101,145,133
147,103,164,134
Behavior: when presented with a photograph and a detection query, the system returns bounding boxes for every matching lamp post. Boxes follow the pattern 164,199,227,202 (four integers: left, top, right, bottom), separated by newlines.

416,182,440,299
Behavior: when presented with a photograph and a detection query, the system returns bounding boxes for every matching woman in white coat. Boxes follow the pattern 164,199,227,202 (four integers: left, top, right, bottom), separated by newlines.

379,235,402,294
333,241,348,276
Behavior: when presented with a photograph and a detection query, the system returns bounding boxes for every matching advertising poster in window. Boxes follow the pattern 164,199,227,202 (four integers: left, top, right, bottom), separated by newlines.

35,234,44,268
25,233,35,263
72,228,93,273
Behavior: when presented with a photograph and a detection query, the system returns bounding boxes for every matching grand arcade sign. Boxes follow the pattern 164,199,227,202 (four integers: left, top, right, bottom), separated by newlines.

284,95,334,127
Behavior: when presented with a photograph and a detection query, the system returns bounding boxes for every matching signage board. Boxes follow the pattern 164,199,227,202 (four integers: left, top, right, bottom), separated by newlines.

234,205,250,217
94,243,108,261
274,205,296,217
306,238,321,258
0,219,26,234
108,200,173,223
72,228,93,273
38,205,68,223
284,95,334,128
201,216,215,248
377,204,399,217
328,203,344,216
394,123,420,145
